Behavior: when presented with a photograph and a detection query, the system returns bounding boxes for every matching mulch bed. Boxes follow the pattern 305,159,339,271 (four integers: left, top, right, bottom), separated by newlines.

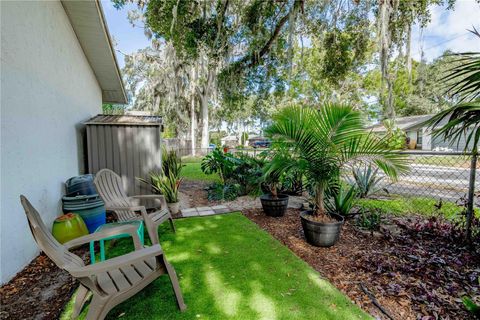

180,180,211,207
0,248,88,320
243,208,480,320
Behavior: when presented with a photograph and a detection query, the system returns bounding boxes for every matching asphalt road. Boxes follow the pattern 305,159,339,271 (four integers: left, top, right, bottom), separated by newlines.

376,163,479,203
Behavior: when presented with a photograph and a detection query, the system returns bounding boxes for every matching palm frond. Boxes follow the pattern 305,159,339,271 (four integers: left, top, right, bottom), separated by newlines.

428,101,480,153
442,28,480,102
265,104,409,209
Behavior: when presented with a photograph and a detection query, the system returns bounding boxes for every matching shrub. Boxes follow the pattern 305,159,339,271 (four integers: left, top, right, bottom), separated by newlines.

356,209,382,231
206,182,240,201
138,148,183,203
201,148,239,184
228,153,265,196
325,184,358,216
138,171,182,203
349,164,384,198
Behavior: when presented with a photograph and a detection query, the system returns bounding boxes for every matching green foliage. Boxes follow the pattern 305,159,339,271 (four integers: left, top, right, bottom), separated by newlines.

426,30,480,153
201,148,239,184
321,23,370,84
362,53,457,117
382,119,406,149
425,28,480,242
102,103,125,115
261,149,291,197
463,277,480,318
325,184,358,217
356,197,472,221
162,148,183,178
138,171,182,203
228,153,265,197
209,131,226,146
356,209,383,231
428,102,480,153
138,148,183,203
201,149,263,201
349,164,385,198
462,296,480,318
265,103,409,216
206,182,240,202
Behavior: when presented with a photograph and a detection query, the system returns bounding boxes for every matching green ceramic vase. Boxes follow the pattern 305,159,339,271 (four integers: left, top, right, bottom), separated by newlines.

52,213,89,244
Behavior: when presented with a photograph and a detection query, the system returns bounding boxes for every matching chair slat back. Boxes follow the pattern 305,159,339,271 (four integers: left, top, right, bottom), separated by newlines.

20,195,84,269
94,169,137,221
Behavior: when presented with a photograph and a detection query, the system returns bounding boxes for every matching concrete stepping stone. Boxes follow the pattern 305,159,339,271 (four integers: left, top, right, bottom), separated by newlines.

198,209,216,216
181,205,233,217
181,208,198,217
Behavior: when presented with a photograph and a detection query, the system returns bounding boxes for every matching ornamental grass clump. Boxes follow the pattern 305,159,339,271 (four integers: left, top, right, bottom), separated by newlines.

138,148,184,203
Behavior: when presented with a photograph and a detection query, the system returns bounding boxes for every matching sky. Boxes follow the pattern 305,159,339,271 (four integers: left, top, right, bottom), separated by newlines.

102,0,480,68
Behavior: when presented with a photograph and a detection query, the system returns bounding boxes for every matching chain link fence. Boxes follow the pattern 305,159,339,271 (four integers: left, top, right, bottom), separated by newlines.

173,147,479,214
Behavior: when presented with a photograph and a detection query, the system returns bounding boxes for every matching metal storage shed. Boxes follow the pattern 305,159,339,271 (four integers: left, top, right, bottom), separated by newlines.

85,114,163,196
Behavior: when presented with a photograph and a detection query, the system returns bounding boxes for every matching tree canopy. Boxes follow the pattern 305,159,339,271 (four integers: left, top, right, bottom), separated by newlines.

113,0,467,143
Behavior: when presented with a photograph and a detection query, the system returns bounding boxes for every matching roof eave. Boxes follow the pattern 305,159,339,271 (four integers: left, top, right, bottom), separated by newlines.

61,0,127,104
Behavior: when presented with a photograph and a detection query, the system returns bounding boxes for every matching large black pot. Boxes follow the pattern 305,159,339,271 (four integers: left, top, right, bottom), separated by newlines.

260,194,289,217
300,211,344,247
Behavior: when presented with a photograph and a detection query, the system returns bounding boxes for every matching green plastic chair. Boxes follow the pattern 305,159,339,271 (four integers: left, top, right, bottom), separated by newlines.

89,221,144,263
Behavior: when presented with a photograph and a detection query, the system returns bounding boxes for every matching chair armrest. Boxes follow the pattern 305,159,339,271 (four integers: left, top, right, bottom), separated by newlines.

105,205,145,212
64,224,142,250
68,244,163,277
130,195,168,209
131,194,165,200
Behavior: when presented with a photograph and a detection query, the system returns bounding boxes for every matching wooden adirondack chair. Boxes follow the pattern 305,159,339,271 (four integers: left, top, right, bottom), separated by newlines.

93,169,175,245
20,195,186,320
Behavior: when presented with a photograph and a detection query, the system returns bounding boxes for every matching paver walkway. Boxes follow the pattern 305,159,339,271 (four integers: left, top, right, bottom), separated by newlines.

180,205,231,217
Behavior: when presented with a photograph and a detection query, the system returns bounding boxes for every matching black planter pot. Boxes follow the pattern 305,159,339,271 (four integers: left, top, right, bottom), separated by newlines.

260,194,289,217
300,211,344,247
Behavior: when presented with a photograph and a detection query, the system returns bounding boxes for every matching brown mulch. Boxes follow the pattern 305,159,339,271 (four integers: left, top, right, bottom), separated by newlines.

243,207,480,320
0,249,88,320
180,180,211,207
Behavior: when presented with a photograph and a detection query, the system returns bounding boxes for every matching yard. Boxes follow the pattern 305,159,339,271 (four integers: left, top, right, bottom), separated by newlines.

61,214,368,320
2,2,480,320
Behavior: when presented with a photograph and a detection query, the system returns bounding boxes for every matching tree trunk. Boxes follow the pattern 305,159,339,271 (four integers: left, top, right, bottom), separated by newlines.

190,96,196,156
386,75,396,119
406,22,412,83
199,94,209,149
314,182,327,216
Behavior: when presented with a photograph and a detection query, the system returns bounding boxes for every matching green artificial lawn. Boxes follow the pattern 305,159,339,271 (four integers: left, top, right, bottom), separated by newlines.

357,197,479,221
61,213,370,320
181,162,221,183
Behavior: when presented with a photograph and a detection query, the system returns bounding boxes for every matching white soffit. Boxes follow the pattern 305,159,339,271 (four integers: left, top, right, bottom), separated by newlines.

61,0,127,104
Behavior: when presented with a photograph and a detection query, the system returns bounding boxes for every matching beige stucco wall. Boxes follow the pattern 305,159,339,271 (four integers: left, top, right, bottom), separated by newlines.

1,1,102,283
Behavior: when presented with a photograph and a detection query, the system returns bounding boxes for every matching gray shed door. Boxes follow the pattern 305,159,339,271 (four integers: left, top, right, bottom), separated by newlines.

87,125,162,195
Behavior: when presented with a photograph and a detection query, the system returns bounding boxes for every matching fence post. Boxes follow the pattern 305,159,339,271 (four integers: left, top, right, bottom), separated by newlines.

466,152,477,242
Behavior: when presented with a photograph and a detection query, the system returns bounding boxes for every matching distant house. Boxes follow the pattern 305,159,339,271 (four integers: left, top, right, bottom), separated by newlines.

369,114,474,151
1,1,126,283
221,135,239,147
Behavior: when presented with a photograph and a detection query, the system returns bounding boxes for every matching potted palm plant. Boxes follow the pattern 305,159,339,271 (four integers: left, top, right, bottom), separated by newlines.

259,148,294,217
266,104,408,247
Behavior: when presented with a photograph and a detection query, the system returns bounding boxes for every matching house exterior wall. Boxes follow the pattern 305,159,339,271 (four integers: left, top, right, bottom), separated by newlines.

0,1,102,283
431,132,473,151
422,127,432,151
